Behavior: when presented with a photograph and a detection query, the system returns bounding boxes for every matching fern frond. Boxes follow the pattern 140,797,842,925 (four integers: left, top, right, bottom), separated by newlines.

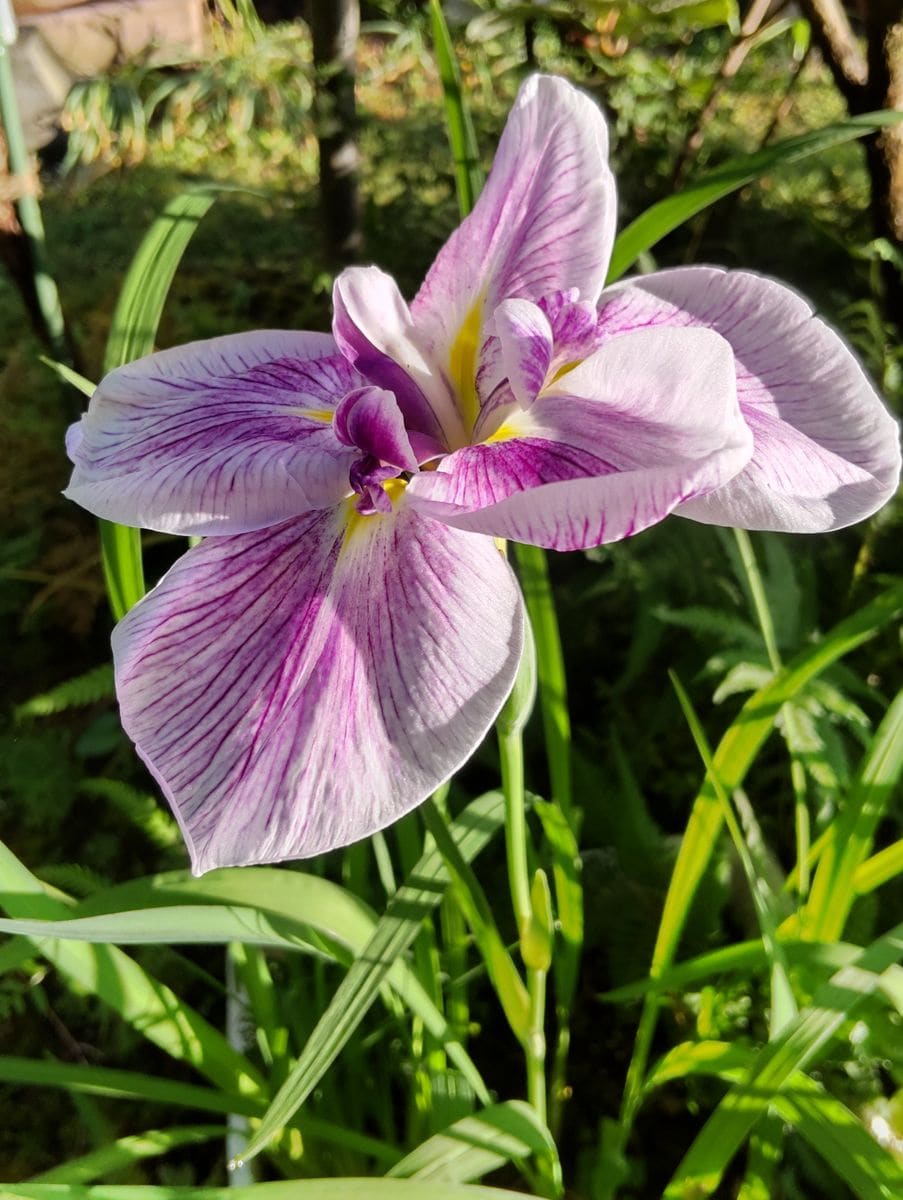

15,664,114,721
78,778,180,851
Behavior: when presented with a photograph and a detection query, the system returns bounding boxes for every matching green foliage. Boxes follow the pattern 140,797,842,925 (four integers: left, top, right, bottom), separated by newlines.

14,664,115,721
2,6,902,1197
61,10,316,176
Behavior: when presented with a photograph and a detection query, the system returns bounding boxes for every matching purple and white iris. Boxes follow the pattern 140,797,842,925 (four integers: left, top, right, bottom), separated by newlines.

65,76,900,873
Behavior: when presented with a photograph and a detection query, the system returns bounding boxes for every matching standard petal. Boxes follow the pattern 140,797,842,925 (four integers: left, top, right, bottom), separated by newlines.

494,299,554,408
598,268,902,531
332,266,462,446
113,500,523,873
408,327,753,551
412,74,616,373
65,331,359,536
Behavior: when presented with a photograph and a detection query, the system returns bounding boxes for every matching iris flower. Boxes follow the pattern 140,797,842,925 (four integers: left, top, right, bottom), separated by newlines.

66,76,900,873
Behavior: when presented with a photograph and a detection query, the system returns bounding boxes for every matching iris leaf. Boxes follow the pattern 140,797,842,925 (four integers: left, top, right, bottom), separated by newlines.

0,1056,262,1118
662,925,903,1197
0,1183,538,1199
0,868,485,1097
652,581,903,980
429,0,483,217
0,1059,398,1165
802,687,903,942
614,582,903,1167
236,791,509,1165
98,184,222,619
387,1099,560,1188
600,938,877,1002
607,110,903,283
30,1126,225,1185
0,836,263,1097
650,1042,903,1200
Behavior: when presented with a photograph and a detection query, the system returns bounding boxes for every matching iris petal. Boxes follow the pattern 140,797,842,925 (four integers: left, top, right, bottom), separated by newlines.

65,331,358,536
408,327,753,551
113,500,523,873
412,74,616,384
598,268,902,532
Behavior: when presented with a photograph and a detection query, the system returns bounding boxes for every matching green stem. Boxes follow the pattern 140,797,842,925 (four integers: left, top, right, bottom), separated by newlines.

733,529,810,897
733,528,780,670
499,718,550,1128
0,33,68,360
499,725,531,933
514,543,573,818
526,967,547,1125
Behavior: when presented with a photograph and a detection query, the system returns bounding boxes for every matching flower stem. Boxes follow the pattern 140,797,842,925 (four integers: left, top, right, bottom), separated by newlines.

733,528,810,897
498,718,549,1125
499,724,531,933
526,967,548,1125
514,543,573,817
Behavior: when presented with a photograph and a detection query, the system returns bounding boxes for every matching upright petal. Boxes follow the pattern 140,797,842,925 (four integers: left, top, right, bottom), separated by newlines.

65,331,358,536
408,327,752,551
412,74,616,376
113,500,523,873
493,299,554,408
598,268,902,531
332,267,462,446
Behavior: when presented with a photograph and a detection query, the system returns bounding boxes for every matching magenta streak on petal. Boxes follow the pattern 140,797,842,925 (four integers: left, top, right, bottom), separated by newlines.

598,267,902,532
112,503,523,872
64,331,361,536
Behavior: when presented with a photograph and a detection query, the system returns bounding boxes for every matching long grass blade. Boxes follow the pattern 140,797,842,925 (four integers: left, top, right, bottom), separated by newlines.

669,672,796,1033
30,1127,224,1185
0,1182,540,1199
98,184,222,619
648,1041,903,1200
428,0,483,216
652,582,903,980
0,867,483,1084
803,688,903,942
614,583,903,1166
388,1100,560,1187
0,838,263,1097
607,111,903,283
236,792,509,1164
663,925,903,1197
0,1057,262,1118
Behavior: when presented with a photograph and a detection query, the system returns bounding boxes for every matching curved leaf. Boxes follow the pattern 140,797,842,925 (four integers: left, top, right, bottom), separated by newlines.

388,1100,560,1189
607,111,903,283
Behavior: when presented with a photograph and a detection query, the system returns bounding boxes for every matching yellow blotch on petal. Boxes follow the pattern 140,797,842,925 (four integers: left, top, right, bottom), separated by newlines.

484,421,519,445
448,297,484,437
297,408,334,423
342,477,407,547
550,360,581,384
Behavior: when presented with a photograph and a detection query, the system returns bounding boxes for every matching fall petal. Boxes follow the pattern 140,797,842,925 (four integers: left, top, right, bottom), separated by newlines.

113,501,523,873
598,267,902,531
408,327,752,551
65,331,358,536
